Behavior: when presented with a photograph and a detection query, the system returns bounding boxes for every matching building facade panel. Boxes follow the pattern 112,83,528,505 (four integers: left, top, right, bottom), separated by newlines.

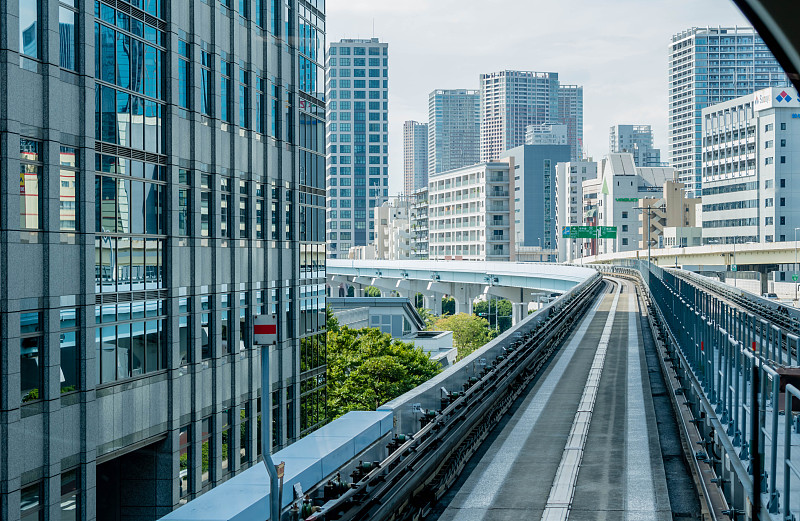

427,89,480,176
1,0,326,518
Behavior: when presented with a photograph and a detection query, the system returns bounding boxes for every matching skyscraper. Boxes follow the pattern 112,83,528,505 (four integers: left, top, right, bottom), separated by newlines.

668,26,789,197
479,71,560,162
2,1,326,518
558,85,584,161
609,124,662,167
326,38,389,258
428,89,480,175
403,121,428,194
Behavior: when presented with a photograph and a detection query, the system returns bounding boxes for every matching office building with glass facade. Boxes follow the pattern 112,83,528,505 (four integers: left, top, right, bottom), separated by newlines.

1,0,326,519
557,84,583,162
668,26,789,198
325,37,389,259
427,89,480,176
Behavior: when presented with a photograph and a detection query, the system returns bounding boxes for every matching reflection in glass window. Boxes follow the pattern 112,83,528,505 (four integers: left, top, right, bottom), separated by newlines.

19,0,39,59
179,424,191,503
60,469,79,520
59,2,78,70
60,307,79,393
20,311,43,404
201,417,212,487
19,138,42,230
59,146,78,231
20,481,43,521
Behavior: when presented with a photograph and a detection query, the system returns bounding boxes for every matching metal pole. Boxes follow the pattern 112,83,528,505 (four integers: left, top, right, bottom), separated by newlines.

752,357,761,519
261,345,281,521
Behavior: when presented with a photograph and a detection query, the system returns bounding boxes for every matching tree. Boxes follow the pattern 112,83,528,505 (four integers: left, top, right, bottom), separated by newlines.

416,307,436,330
473,298,513,333
327,326,441,420
364,286,381,297
441,296,455,316
431,313,494,360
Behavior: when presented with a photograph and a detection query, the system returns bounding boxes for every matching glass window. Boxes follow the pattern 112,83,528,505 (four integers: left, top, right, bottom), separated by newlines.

178,40,191,109
20,481,43,521
60,469,79,520
221,59,232,123
179,424,191,502
60,307,79,393
201,296,211,360
240,404,249,465
21,311,43,404
59,146,78,231
59,2,78,70
20,138,42,230
19,0,39,59
201,417,212,487
239,67,250,128
200,49,212,116
221,409,231,475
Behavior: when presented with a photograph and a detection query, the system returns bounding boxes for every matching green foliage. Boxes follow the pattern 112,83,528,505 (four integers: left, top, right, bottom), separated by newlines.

413,293,425,309
364,286,382,297
431,313,494,360
441,296,455,316
416,307,436,330
60,385,76,394
22,389,39,403
473,298,513,333
347,285,355,297
327,326,441,420
326,305,340,332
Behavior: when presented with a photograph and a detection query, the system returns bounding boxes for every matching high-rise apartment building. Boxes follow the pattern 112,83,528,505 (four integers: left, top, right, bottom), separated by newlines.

479,71,560,162
326,38,389,258
2,0,326,519
668,26,789,197
700,87,800,245
428,89,480,175
558,85,584,161
609,125,662,167
403,121,428,195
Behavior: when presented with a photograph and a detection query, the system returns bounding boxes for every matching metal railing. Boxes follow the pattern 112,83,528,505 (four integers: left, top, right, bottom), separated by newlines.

601,261,800,520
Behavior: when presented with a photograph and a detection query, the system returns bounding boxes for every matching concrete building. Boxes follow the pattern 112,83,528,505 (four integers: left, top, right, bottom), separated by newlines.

700,86,800,246
326,38,389,258
327,297,456,366
668,26,790,197
582,154,674,255
428,162,516,261
558,85,584,161
428,89,480,176
639,180,701,250
500,142,571,252
609,125,661,167
374,197,413,260
479,70,560,162
403,120,428,195
2,0,326,518
526,124,569,146
555,161,598,262
410,187,430,260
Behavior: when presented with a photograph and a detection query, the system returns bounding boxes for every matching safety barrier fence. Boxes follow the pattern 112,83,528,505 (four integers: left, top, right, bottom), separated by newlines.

601,261,800,520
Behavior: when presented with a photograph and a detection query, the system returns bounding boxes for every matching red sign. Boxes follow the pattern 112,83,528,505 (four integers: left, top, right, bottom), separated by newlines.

254,314,278,345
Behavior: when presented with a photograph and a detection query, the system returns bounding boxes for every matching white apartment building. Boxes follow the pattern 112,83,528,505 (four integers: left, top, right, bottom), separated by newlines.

403,120,428,195
555,161,597,262
428,162,516,261
701,86,800,245
668,27,789,198
581,154,674,255
326,38,389,258
410,187,429,259
373,198,413,260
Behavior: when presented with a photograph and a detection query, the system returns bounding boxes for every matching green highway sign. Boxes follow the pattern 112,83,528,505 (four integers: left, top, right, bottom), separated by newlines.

793,274,798,282
731,264,738,272
561,226,618,239
599,226,617,239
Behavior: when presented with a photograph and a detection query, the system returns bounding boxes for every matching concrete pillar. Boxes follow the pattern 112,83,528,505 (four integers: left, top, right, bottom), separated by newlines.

512,302,526,325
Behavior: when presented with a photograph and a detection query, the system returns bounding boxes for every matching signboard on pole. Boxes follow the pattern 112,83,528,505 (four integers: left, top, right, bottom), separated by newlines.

599,226,617,239
254,314,278,345
793,274,798,282
731,264,738,272
562,226,571,238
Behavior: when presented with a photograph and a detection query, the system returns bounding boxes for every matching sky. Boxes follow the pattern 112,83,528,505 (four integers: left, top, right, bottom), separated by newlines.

326,0,752,195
